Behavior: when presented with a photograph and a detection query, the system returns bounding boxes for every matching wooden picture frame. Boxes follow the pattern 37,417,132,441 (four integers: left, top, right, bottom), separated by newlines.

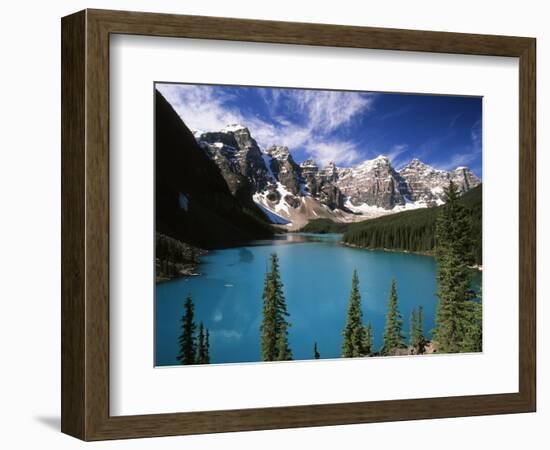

61,9,536,441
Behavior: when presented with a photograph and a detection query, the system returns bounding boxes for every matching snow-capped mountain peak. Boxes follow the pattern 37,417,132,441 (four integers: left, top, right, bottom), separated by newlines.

221,123,247,133
195,124,480,228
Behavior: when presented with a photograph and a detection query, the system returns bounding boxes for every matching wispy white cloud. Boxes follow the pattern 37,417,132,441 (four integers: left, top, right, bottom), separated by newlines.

437,152,478,170
435,120,482,171
156,83,374,166
386,144,409,169
156,84,245,133
378,105,412,121
305,141,361,167
470,118,482,152
282,89,374,132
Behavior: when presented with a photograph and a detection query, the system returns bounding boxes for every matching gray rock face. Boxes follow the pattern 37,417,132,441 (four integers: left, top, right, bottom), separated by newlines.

399,158,481,206
300,159,320,196
266,145,303,195
336,156,409,209
451,167,480,192
318,182,347,210
319,162,339,183
299,159,347,210
199,141,246,197
198,125,271,194
194,124,480,224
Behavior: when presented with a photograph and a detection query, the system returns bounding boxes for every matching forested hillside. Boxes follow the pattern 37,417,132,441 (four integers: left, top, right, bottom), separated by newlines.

299,218,351,234
155,90,274,249
342,184,482,264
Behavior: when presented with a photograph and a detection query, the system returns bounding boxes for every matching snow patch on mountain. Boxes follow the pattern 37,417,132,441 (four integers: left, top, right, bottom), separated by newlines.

262,154,276,182
344,197,427,218
222,123,246,133
194,123,480,229
253,201,291,225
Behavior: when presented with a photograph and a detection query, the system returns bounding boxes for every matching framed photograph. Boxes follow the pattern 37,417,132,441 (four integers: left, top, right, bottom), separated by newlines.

61,9,536,440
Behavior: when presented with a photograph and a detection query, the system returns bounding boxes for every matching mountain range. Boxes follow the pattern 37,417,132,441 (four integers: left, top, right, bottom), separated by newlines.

155,91,273,249
195,122,480,229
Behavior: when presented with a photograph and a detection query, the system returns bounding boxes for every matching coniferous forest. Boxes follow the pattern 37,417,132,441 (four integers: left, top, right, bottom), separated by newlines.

177,295,211,365
302,184,482,265
154,85,484,366
172,181,481,365
156,232,207,282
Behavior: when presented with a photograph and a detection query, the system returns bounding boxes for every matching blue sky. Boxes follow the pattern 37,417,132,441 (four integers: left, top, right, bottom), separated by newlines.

157,83,482,177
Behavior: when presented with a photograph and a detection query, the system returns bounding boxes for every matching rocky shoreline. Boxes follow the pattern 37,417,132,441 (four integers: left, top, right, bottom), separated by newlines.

155,260,204,283
341,241,433,257
155,232,208,283
342,241,483,271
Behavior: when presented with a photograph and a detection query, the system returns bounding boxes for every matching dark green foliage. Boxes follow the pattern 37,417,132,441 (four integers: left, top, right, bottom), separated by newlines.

462,290,483,353
313,342,320,359
342,270,366,357
363,321,373,356
410,309,417,346
178,295,197,365
155,90,274,250
204,329,211,364
177,298,211,365
260,268,278,361
410,305,426,354
155,232,207,282
260,253,292,361
299,219,350,234
433,181,480,353
197,322,207,364
276,322,292,361
342,185,482,265
381,279,405,355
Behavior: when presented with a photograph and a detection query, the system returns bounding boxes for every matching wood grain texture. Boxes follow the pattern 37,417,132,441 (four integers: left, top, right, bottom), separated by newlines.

518,39,536,410
61,10,86,439
61,9,537,441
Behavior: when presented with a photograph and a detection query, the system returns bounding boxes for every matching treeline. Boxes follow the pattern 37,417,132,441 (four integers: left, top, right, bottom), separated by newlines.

180,181,481,364
341,272,428,357
343,184,482,265
257,181,482,361
256,256,434,359
433,181,482,352
156,90,274,251
298,218,350,234
260,253,293,361
178,295,211,365
156,232,207,282
341,181,482,356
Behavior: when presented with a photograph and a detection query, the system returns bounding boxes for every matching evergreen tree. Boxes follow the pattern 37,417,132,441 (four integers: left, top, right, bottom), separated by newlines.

363,321,373,356
410,305,426,354
417,305,426,354
260,266,278,361
342,270,366,357
433,181,477,353
462,290,482,353
381,279,404,355
204,329,211,364
196,321,207,364
177,294,196,365
260,253,292,361
409,309,418,349
276,322,292,361
313,342,320,359
340,184,482,265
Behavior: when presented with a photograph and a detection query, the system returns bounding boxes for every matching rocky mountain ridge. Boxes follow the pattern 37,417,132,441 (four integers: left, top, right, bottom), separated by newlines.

194,124,480,229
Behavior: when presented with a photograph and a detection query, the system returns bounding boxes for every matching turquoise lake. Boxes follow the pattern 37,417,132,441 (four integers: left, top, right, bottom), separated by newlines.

155,233,481,365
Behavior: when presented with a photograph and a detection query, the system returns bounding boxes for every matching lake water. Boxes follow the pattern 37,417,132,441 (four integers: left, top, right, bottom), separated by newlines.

155,233,481,365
